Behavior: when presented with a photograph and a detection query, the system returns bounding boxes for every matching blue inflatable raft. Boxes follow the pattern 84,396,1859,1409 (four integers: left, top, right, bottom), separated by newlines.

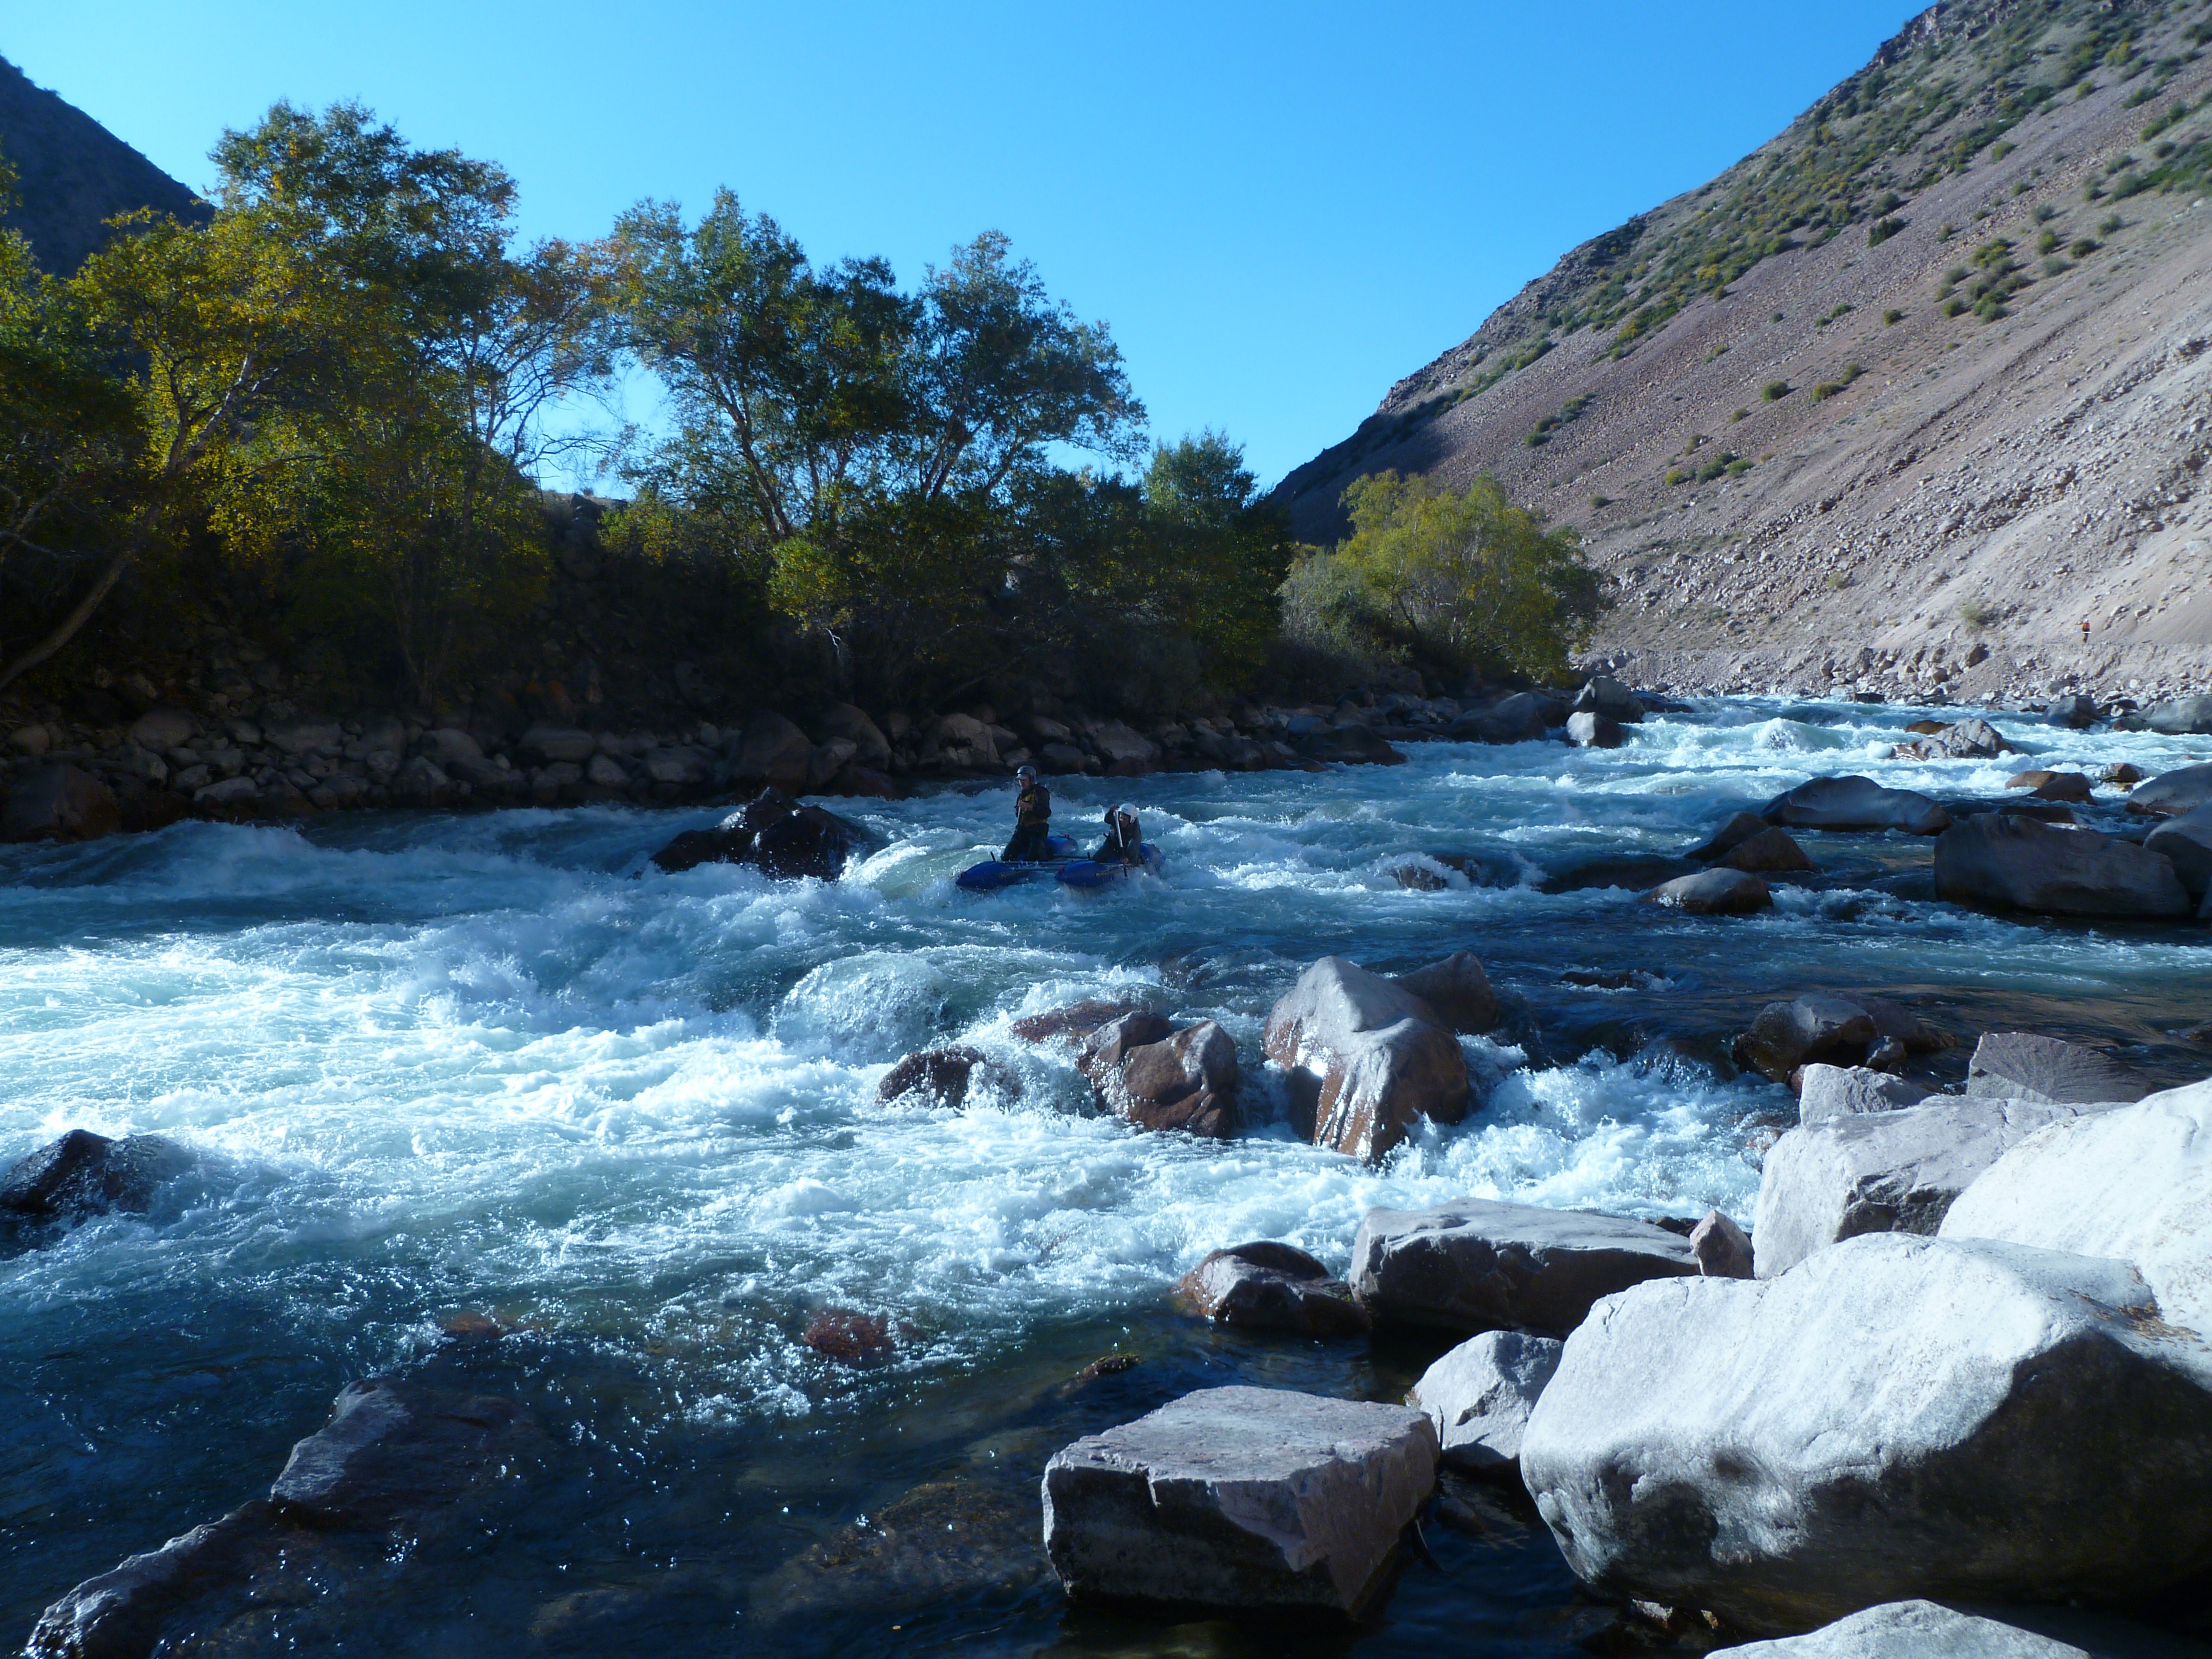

955,839,1163,891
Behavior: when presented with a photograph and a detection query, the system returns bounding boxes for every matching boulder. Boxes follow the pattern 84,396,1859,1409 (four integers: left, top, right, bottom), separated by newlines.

1566,711,1625,749
805,738,858,792
1964,1032,2151,1105
1391,951,1498,1034
2047,692,2099,728
648,791,882,881
1686,811,1772,862
1891,717,2017,760
1750,1097,2108,1279
1711,1599,2212,1656
1010,999,1154,1047
1722,827,1813,874
421,728,483,766
1734,995,1877,1083
1409,1329,1564,1475
1572,676,1645,723
1933,814,2192,919
263,717,344,757
2128,762,2212,818
1293,724,1406,765
1,764,120,844
1761,776,1951,835
519,723,595,764
1348,1198,1697,1336
810,704,892,771
2145,693,2212,736
1648,868,1772,914
728,713,813,789
876,1047,1017,1109
269,1378,538,1530
1117,1022,1240,1138
2104,762,2146,786
1797,1064,1932,1124
1,1130,187,1247
1456,692,1550,743
2145,804,2212,899
1041,1386,1438,1617
1689,1209,1755,1279
127,708,196,751
1089,720,1161,771
1262,958,1471,1162
1175,1242,1368,1337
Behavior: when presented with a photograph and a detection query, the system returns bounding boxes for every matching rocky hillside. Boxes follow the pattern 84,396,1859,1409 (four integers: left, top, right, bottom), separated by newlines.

0,53,204,270
1275,0,2212,706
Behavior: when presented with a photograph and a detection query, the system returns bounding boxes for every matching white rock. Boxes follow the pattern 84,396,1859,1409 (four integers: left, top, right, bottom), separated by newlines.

1711,1599,2210,1657
1520,1233,2212,1635
1409,1329,1563,1474
1041,1386,1437,1616
1964,1033,2151,1105
1798,1064,1930,1124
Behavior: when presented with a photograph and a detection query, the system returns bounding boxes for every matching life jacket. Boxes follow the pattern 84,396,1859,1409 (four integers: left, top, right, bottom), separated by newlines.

1016,780,1050,826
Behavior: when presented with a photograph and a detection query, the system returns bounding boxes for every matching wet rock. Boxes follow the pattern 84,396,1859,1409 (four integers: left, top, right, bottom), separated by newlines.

1710,1598,2211,1656
810,704,892,771
2127,762,2212,818
1572,676,1645,724
2008,769,2095,803
1,763,120,844
1751,1098,2112,1279
1410,1329,1564,1476
1115,1021,1240,1138
1176,1242,1368,1337
2104,762,2146,786
1688,1209,1754,1279
270,1378,538,1530
1933,814,2192,919
1734,995,1876,1083
1963,1032,2151,1106
1797,1064,1931,1124
1294,724,1406,765
877,1047,1017,1109
1392,861,1452,890
1566,711,1624,749
1041,1386,1439,1617
1548,853,1700,893
1648,868,1772,914
1393,951,1498,1034
28,1502,276,1659
1349,1198,1697,1337
2144,694,2212,736
2145,804,2212,900
648,791,881,881
1262,957,1471,1162
1455,692,1551,743
802,1309,894,1365
1519,1233,2212,1636
1721,827,1813,874
727,712,813,789
1009,999,1154,1047
2046,693,2099,729
1686,811,1771,862
1761,776,1951,835
1890,716,2017,761
1,1130,188,1248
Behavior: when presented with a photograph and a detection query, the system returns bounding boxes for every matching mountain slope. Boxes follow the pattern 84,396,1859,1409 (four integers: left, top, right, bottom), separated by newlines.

1275,0,2212,703
0,53,204,271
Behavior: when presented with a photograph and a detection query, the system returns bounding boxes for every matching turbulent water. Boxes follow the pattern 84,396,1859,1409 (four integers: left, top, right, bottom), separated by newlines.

4,697,2210,1655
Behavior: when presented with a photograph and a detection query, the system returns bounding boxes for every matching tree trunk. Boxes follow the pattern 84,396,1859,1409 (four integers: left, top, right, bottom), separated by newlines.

0,540,135,695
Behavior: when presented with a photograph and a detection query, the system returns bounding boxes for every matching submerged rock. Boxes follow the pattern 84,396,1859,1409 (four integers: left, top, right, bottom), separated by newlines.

877,1047,1018,1110
649,790,882,881
1933,814,2191,919
1263,958,1470,1161
1175,1242,1368,1337
1349,1198,1697,1337
1,1130,188,1251
1409,1330,1564,1476
1761,775,1951,836
1648,868,1773,914
802,1309,895,1365
1041,1386,1438,1617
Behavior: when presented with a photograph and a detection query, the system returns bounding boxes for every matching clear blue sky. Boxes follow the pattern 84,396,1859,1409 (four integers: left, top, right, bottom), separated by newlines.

11,2,1919,487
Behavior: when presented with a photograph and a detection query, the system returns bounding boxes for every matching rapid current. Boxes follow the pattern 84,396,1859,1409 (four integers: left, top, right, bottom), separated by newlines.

4,697,2210,1655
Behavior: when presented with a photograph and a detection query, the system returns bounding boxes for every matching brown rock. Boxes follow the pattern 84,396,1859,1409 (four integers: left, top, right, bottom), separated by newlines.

1721,827,1813,873
1393,951,1499,1034
1175,1241,1369,1337
1117,1022,1239,1138
1647,868,1772,914
1010,999,1152,1047
803,1309,893,1365
1685,811,1769,861
1263,958,1471,1162
1688,1209,1754,1279
2030,773,2095,803
877,1047,1016,1109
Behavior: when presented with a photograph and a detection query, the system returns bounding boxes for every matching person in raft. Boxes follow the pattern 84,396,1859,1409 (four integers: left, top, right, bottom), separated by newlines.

1093,802,1144,865
1003,765,1054,862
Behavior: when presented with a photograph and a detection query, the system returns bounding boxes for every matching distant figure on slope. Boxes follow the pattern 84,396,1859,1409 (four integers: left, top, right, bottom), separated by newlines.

1003,765,1053,862
1093,803,1143,865
2081,618,2092,647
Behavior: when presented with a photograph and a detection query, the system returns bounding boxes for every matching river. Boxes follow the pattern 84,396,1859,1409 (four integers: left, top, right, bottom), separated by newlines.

4,696,2208,1655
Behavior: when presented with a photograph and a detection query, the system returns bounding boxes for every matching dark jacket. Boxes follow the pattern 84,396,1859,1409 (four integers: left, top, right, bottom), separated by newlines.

1094,814,1142,864
1016,780,1051,827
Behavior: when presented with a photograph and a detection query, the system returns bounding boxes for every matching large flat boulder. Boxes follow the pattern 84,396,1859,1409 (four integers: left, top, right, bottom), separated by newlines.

1,764,120,844
1349,1198,1697,1336
1710,1599,2212,1656
2145,804,2212,900
728,712,814,789
1176,1242,1368,1337
1519,1233,2212,1635
1963,1033,2151,1106
2126,762,2212,818
1761,776,1951,836
1041,1386,1438,1617
1934,814,2192,919
1751,1098,2107,1280
1409,1329,1563,1475
1455,692,1553,743
1797,1064,1931,1124
1263,958,1470,1162
2145,694,2212,736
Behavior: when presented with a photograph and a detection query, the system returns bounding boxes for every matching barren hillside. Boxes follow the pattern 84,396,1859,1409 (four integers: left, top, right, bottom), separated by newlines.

1274,0,2212,706
0,53,203,271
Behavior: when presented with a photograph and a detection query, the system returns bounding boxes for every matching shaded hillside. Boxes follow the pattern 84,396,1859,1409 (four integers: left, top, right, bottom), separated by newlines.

0,54,204,270
1275,0,2212,698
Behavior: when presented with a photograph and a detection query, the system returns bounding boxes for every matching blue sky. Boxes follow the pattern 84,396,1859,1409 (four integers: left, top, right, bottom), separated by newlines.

12,2,1919,487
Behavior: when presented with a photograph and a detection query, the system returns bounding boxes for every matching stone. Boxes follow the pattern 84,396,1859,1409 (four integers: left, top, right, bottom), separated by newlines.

876,1047,1017,1109
270,1378,538,1530
1735,995,1878,1083
1409,1329,1564,1475
1009,999,1154,1047
1688,1209,1754,1279
263,717,344,757
1761,776,1952,835
1894,716,2017,760
1750,1097,2109,1279
585,754,627,788
2127,762,2212,818
1089,720,1161,771
2046,692,2099,728
1519,1233,2212,1635
1711,1599,2212,1656
1456,691,1551,743
27,1503,274,1659
194,776,257,807
1075,1012,1177,1081
1041,1386,1439,1617
1686,811,1772,862
1572,676,1645,723
1116,1022,1240,1138
1175,1242,1368,1337
1348,1198,1697,1336
1392,951,1498,1034
729,713,813,789
1262,958,1471,1162
1933,814,2192,919
8,723,51,757
811,704,892,771
2145,803,2212,899
421,728,483,765
1964,1032,2151,1106
2144,693,2212,736
2104,762,2146,785
519,723,595,764
805,738,858,792
1722,827,1813,873
649,792,882,881
802,1309,895,1364
1797,1063,1931,1123
1,764,120,844
1648,868,1772,914
1037,741,1088,774
1566,711,1624,748
1294,724,1407,765
127,708,196,751
0,1130,187,1245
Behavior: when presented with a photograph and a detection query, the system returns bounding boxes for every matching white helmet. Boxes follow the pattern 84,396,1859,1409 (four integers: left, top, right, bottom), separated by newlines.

1114,802,1138,819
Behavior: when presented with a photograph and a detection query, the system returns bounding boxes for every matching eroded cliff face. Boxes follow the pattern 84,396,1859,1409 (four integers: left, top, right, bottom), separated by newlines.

1275,0,2212,700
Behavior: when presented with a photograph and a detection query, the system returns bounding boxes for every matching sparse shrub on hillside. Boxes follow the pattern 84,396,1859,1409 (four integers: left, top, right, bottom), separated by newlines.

2035,204,2059,222
1868,216,1907,246
2038,228,2061,253
1526,393,1593,446
1991,141,2016,161
1944,296,1969,316
2099,212,2125,235
1883,308,1903,324
1811,364,1865,401
1727,457,1753,477
2044,255,2071,275
1940,222,1956,241
1664,467,1689,486
1826,570,1852,590
1960,597,1997,630
2071,236,2099,256
1730,407,1749,421
1762,380,1791,401
1589,494,1610,508
2126,83,2160,109
1818,304,1855,326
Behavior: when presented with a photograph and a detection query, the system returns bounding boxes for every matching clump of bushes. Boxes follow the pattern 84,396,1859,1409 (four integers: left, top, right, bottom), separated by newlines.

1763,380,1792,401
